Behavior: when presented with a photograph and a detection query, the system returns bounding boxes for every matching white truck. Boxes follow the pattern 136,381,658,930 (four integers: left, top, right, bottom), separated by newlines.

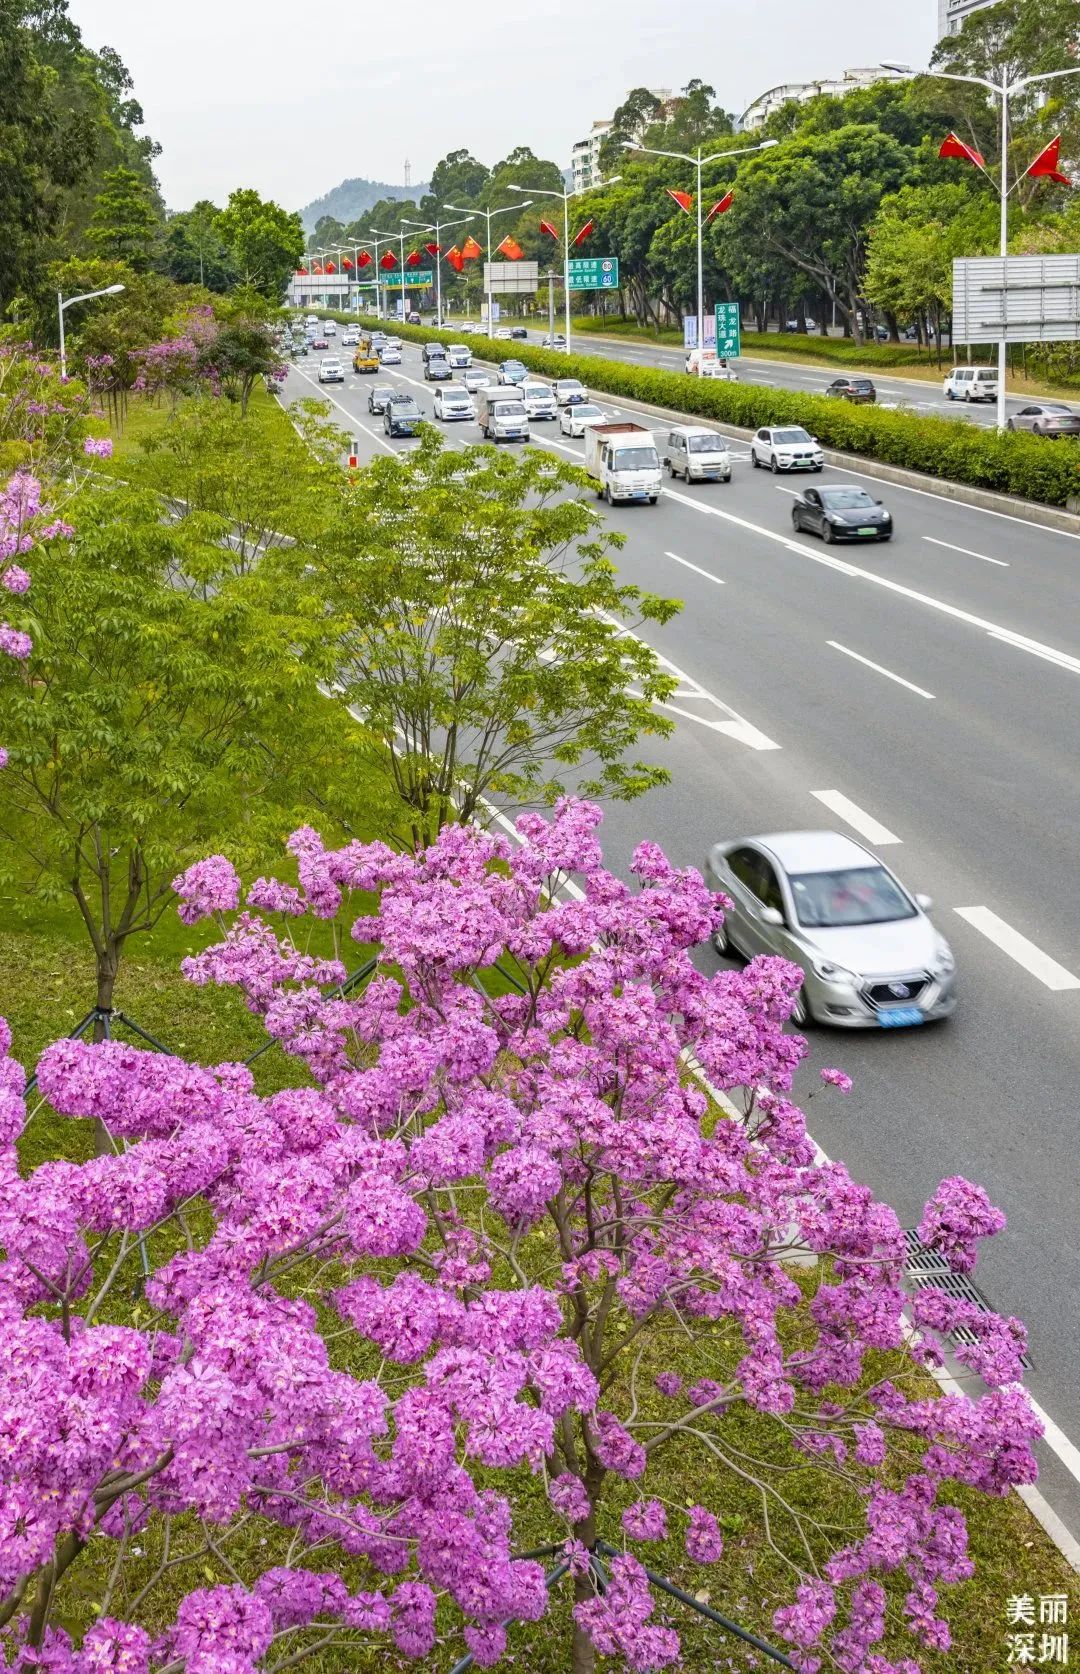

475,385,530,443
583,422,662,505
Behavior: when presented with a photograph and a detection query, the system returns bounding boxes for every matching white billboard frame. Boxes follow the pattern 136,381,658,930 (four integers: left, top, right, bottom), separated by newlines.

952,254,1080,345
483,260,540,295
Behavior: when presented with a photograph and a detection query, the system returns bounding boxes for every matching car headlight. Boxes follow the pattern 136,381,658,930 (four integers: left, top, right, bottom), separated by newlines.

931,938,955,977
811,959,859,985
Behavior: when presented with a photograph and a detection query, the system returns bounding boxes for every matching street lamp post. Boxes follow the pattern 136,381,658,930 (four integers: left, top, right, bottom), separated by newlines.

400,215,472,325
367,231,399,321
622,138,777,373
57,284,125,379
883,60,1080,431
505,180,620,354
443,201,532,338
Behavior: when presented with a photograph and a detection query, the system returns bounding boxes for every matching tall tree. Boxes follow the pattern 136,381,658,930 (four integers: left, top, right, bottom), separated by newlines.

161,200,235,290
85,164,161,268
421,147,490,217
214,188,304,301
645,78,734,153
865,181,996,354
599,86,665,171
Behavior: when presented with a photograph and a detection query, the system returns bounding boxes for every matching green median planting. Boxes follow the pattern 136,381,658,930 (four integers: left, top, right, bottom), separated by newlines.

314,310,1080,511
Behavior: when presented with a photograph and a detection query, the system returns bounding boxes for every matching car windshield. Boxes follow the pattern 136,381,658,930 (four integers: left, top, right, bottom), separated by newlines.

494,403,525,415
613,447,659,470
576,407,603,418
773,429,812,444
560,382,584,391
688,435,724,453
820,489,875,508
788,866,916,928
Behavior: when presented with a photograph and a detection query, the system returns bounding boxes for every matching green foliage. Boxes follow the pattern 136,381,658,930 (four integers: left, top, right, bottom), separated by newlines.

161,200,236,291
420,148,490,218
214,189,304,301
306,427,680,848
350,312,1080,509
85,164,161,269
865,183,997,349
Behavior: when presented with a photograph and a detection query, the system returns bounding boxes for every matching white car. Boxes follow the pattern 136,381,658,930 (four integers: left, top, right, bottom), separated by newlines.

434,386,476,422
494,327,512,340
554,378,588,407
447,344,472,368
342,328,360,346
560,402,606,438
750,426,823,473
317,358,344,384
943,366,998,403
463,368,492,393
685,350,738,380
521,382,557,420
323,321,336,337
379,346,402,365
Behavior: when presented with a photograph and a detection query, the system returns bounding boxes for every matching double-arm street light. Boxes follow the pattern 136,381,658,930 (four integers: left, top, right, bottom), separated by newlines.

400,214,472,324
621,137,778,371
883,59,1080,430
505,179,621,354
443,200,532,336
366,230,400,321
57,284,125,379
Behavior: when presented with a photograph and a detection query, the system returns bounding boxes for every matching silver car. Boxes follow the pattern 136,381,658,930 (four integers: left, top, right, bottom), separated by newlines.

704,830,957,1029
1007,402,1080,437
463,368,492,393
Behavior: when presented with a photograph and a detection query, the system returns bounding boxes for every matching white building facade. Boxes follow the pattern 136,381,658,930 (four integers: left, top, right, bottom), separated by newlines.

570,88,672,194
938,0,997,37
737,66,904,131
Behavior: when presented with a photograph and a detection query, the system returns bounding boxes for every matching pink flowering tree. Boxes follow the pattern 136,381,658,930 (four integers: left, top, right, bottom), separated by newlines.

0,804,1039,1672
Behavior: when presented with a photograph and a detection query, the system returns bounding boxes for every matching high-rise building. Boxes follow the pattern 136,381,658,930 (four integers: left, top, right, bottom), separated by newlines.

736,67,904,132
570,89,673,194
938,0,997,38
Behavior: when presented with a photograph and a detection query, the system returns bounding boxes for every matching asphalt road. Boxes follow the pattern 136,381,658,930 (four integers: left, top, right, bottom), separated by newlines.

282,337,1080,1546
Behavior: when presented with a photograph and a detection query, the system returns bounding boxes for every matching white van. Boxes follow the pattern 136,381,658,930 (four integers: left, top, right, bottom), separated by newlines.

944,366,998,403
521,382,558,421
665,425,731,483
476,387,530,443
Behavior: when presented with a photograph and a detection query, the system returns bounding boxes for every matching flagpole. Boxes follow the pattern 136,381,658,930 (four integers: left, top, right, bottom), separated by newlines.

696,150,704,372
443,201,531,338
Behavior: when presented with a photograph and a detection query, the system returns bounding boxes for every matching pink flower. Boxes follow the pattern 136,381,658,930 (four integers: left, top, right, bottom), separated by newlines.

685,1505,723,1563
172,855,241,924
83,436,114,459
820,1067,853,1093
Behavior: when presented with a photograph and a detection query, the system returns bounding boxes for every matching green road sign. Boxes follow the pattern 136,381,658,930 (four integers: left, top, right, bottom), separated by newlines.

715,301,741,358
399,270,434,289
568,256,620,291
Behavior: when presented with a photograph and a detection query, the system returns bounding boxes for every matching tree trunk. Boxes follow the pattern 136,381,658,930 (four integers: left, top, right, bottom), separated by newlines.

93,946,120,1154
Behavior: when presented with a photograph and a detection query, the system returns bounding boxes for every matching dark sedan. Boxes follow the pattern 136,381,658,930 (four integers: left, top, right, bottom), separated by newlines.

826,376,877,404
384,396,422,437
310,337,329,351
423,357,453,381
509,326,528,339
791,485,892,543
368,383,396,414
1008,402,1080,437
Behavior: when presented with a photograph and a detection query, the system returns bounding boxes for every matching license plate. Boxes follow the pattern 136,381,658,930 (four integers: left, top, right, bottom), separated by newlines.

857,526,878,536
878,1006,924,1028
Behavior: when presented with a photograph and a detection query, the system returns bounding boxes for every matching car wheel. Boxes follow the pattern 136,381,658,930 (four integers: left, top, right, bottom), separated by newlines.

769,456,778,474
711,918,732,956
823,522,835,544
813,465,824,473
878,533,892,542
792,510,803,532
604,484,613,505
1034,424,1043,435
648,496,658,505
751,450,759,468
790,985,811,1028
1007,418,1015,431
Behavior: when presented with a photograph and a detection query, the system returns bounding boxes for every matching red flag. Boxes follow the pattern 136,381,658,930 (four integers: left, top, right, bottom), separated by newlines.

312,261,323,274
540,218,560,240
425,241,441,257
571,219,594,247
706,191,734,221
297,266,308,275
496,235,524,259
446,245,465,272
356,250,372,268
342,256,354,270
325,260,336,273
461,234,483,260
406,249,422,267
1027,134,1070,184
380,249,398,270
939,132,985,169
666,189,693,213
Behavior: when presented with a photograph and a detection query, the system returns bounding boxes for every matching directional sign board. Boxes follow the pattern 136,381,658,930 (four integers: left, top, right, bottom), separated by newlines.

484,260,539,295
568,256,619,290
953,254,1080,343
399,270,434,289
714,302,741,358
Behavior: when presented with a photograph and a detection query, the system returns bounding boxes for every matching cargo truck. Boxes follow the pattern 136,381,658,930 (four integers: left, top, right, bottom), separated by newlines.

583,422,661,505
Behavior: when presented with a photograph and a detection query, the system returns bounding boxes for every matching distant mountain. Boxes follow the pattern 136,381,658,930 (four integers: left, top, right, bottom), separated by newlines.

299,177,431,231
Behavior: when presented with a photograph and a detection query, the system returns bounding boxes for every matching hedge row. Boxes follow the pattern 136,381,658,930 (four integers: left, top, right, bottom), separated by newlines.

307,309,1080,510
570,317,941,371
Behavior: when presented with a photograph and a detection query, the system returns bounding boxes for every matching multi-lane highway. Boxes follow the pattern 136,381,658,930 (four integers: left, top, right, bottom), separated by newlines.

281,337,1080,1547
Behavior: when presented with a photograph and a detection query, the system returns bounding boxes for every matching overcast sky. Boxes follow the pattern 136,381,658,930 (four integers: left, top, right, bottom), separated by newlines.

69,0,935,213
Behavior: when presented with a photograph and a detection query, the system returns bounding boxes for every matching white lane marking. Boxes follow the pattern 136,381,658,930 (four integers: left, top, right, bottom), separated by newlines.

774,486,802,497
664,550,724,585
826,640,935,700
923,535,1009,568
597,609,780,749
954,907,1080,991
660,485,1080,672
287,367,397,454
810,789,901,845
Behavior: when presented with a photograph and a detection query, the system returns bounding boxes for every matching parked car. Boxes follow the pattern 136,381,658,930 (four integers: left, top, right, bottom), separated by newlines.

497,360,528,386
750,426,824,472
384,394,422,436
1007,402,1080,437
560,402,606,438
943,366,998,403
368,383,396,414
424,356,452,381
704,830,956,1029
317,357,344,384
791,484,892,543
462,368,492,393
553,378,588,406
434,385,476,421
826,376,876,405
664,425,731,483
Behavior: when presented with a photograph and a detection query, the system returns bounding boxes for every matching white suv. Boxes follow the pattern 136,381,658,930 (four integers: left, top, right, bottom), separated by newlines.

943,366,998,403
750,426,824,473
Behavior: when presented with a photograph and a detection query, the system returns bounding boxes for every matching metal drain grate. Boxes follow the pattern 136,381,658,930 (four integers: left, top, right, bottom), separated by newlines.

902,1230,1032,1371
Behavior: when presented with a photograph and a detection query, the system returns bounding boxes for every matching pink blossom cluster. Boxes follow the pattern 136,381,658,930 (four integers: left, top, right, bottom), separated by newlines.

0,801,1040,1671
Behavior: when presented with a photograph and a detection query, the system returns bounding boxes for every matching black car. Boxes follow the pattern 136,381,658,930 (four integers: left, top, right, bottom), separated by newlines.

368,383,396,414
826,376,877,405
424,357,452,381
509,326,528,339
791,485,892,543
384,395,422,437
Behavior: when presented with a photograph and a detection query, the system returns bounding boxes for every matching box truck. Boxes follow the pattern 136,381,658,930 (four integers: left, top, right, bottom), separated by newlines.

584,422,661,504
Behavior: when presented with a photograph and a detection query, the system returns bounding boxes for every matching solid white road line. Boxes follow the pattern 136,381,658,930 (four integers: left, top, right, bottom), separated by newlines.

923,535,1009,568
664,550,725,585
826,640,935,699
287,367,398,455
810,789,902,846
953,907,1080,991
